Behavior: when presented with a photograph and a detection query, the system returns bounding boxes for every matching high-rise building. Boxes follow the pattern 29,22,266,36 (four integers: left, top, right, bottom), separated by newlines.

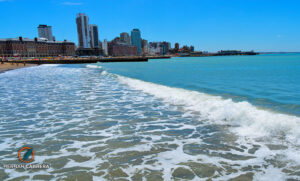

175,43,179,50
38,25,54,41
131,29,142,55
89,24,99,48
103,39,108,56
120,32,131,45
76,13,90,48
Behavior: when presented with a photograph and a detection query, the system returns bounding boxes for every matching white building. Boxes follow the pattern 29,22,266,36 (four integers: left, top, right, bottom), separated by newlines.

103,39,108,56
76,13,91,48
148,46,161,55
38,25,54,41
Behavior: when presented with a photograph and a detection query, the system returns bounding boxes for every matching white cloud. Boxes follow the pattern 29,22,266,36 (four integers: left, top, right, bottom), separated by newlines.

62,2,83,6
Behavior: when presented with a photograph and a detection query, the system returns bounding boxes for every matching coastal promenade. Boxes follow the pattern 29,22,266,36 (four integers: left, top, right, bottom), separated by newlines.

3,55,172,65
5,57,147,64
0,56,172,72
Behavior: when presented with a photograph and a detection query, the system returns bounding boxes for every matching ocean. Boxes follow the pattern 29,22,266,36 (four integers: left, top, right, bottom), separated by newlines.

0,54,299,180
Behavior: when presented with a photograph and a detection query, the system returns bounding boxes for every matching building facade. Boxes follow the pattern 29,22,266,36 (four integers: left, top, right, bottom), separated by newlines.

148,41,171,55
89,24,99,48
148,46,160,55
141,39,148,55
131,29,142,55
108,39,137,57
76,13,90,48
175,43,179,50
108,44,137,57
38,25,54,41
120,32,131,45
103,39,108,56
160,41,171,55
0,37,75,57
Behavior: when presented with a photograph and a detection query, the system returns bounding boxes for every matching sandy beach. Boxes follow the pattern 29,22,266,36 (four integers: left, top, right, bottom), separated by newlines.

0,62,37,73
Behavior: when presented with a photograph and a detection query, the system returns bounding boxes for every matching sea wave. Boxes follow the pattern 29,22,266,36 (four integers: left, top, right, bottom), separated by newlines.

40,64,61,67
117,75,300,145
86,64,103,69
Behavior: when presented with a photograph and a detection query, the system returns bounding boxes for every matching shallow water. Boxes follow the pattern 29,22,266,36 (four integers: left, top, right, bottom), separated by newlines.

0,55,299,180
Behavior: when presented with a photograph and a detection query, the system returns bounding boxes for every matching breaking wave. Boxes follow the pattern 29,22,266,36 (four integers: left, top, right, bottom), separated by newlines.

117,75,300,145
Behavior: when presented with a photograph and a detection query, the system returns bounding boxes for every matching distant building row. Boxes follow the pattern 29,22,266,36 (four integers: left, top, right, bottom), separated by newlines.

76,13,145,56
0,37,75,57
101,29,142,56
75,13,196,57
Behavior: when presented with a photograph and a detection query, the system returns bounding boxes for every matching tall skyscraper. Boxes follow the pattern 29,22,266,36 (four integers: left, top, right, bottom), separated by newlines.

131,29,142,55
38,25,53,41
89,24,99,48
120,32,130,45
76,13,90,48
175,43,179,50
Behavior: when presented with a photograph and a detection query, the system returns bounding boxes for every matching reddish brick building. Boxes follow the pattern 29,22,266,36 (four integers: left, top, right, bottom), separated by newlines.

0,37,75,57
108,42,137,57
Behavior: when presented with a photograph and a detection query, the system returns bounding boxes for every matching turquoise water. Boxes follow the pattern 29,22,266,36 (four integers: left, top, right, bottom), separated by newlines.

0,54,299,180
101,54,300,116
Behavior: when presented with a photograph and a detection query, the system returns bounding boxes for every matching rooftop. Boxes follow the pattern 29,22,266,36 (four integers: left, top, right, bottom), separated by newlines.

0,37,73,44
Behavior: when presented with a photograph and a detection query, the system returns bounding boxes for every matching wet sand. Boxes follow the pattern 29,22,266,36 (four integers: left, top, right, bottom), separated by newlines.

0,62,37,73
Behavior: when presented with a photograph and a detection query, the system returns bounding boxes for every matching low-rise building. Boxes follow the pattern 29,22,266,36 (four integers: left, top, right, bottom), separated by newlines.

0,37,75,57
108,41,137,57
141,39,148,55
106,37,138,56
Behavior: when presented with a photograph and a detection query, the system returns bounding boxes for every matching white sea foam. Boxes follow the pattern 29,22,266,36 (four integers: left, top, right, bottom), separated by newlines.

41,64,61,67
1,65,299,180
117,75,300,144
86,64,102,69
253,166,287,181
101,70,108,75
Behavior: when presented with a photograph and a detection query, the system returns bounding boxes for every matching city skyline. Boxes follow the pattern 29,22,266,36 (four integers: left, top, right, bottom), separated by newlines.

1,0,300,52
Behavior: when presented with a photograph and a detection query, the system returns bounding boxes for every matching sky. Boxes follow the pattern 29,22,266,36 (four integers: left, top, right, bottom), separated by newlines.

0,0,300,52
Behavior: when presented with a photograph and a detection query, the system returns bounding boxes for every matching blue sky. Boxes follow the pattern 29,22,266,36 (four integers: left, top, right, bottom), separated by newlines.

0,0,300,52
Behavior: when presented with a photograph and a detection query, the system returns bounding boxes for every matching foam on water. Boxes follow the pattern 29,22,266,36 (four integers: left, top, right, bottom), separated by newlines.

117,75,300,143
1,65,300,180
86,64,103,69
41,64,61,67
116,74,300,179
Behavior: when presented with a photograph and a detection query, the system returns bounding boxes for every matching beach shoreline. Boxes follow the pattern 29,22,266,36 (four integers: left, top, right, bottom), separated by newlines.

0,62,37,74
